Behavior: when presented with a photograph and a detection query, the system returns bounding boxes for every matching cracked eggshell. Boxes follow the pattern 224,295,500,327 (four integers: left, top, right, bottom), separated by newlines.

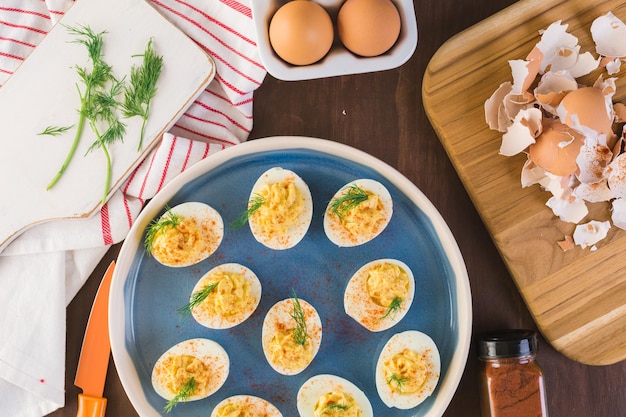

546,195,588,223
573,220,611,249
611,198,626,229
528,119,584,176
608,153,626,198
534,70,578,114
574,181,614,203
591,12,626,58
576,142,614,184
500,107,543,156
556,85,615,139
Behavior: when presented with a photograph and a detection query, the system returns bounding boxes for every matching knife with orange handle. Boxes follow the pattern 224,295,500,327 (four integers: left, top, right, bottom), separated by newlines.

74,261,115,417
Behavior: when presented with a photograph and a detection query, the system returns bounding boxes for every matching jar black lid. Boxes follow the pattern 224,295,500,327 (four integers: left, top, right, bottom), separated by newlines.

478,329,538,358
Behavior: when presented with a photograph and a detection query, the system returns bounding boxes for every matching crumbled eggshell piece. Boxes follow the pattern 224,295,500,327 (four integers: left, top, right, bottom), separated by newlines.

573,220,611,249
485,11,626,250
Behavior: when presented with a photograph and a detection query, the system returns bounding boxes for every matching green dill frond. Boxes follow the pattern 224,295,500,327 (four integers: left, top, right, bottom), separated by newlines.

177,281,220,318
328,185,370,221
321,403,351,414
387,373,408,392
144,207,181,254
63,25,106,63
163,377,196,413
122,38,164,150
290,290,308,346
380,296,402,321
230,194,266,229
38,125,74,136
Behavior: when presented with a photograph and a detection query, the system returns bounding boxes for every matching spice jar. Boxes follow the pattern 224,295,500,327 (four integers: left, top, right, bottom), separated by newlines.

478,329,548,417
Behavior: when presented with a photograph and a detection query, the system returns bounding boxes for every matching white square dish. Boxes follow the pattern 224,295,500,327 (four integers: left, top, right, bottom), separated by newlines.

251,0,418,81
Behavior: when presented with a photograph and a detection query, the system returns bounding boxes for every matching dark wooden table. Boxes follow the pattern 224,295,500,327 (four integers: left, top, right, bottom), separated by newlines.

54,0,626,416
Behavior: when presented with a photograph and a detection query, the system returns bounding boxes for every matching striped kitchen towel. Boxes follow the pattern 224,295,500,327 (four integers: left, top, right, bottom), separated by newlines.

0,1,266,416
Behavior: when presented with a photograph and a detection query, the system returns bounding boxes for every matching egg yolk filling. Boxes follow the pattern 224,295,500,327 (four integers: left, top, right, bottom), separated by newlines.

253,180,304,237
213,403,255,417
151,217,208,265
313,391,361,417
383,348,432,395
196,272,250,318
159,354,211,397
366,262,409,310
334,191,385,238
268,327,313,371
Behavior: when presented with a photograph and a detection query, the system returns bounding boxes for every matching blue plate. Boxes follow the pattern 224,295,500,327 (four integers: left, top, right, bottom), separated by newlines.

110,137,472,417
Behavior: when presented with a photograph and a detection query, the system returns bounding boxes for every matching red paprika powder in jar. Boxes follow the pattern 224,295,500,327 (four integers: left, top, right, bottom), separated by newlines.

478,330,548,417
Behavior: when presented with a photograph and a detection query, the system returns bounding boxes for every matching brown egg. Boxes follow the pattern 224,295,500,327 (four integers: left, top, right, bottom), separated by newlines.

337,0,401,57
268,1,334,66
528,119,584,176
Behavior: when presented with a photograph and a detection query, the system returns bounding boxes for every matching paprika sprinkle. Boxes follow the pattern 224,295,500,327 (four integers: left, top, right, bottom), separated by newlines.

478,329,548,417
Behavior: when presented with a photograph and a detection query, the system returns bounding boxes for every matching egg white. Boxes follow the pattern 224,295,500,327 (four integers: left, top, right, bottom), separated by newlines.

151,338,229,403
190,263,262,329
297,374,373,417
248,167,313,250
150,201,224,267
210,395,283,417
261,297,322,375
375,330,441,409
324,178,392,247
344,258,415,332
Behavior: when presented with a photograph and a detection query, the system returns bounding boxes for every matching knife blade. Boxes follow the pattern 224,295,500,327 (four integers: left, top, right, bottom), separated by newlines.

74,260,115,417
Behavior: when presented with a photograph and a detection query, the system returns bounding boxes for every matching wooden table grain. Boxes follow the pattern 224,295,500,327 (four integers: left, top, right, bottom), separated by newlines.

53,0,626,416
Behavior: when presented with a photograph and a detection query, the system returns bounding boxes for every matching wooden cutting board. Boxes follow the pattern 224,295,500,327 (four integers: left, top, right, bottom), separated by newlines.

0,0,215,251
423,0,626,365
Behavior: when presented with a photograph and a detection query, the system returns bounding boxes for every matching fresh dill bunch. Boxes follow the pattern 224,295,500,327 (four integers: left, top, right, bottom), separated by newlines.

122,38,164,151
328,185,370,221
387,373,408,392
290,291,308,346
230,194,266,229
38,125,74,136
163,377,197,413
177,281,220,318
321,403,351,414
144,207,181,255
380,296,402,321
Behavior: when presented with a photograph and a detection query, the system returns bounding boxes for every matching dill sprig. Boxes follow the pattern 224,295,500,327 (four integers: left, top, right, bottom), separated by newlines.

328,185,370,221
122,38,163,151
163,377,196,413
144,207,181,254
387,373,408,392
290,291,308,346
38,125,74,136
83,76,127,203
230,194,266,229
380,296,402,321
177,281,220,318
321,403,351,414
47,25,111,191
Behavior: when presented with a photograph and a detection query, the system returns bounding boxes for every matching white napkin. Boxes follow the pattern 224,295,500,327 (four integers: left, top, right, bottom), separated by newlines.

0,1,266,416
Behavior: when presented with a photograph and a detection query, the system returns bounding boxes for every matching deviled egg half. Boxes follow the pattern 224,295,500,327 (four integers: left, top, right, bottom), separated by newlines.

243,167,313,250
261,295,322,375
344,259,415,332
324,179,392,247
151,338,229,412
375,330,441,409
145,202,224,267
210,395,283,417
297,374,373,417
182,263,262,329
